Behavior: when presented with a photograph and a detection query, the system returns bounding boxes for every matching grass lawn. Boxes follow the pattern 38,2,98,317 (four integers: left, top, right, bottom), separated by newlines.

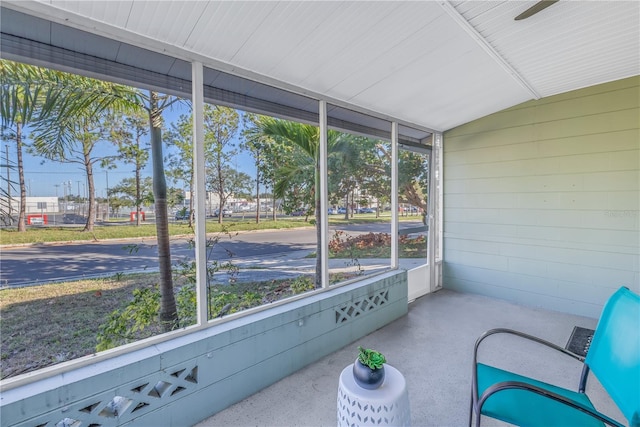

0,213,421,246
0,274,157,378
0,272,319,380
0,215,426,379
0,218,313,246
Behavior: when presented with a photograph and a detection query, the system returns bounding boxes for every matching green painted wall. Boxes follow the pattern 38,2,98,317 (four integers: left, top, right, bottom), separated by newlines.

443,76,640,317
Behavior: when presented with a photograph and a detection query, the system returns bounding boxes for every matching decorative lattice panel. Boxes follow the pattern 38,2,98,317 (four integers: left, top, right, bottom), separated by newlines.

335,290,389,324
30,365,198,427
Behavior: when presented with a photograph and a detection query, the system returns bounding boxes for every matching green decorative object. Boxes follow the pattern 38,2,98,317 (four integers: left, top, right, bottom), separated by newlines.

354,346,387,389
357,346,386,369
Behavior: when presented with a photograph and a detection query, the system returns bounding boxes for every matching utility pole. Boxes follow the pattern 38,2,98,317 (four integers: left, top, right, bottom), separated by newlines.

62,181,67,212
105,170,109,221
54,184,60,224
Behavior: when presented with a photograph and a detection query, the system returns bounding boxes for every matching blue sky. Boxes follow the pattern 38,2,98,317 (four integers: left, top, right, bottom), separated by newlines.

5,105,256,198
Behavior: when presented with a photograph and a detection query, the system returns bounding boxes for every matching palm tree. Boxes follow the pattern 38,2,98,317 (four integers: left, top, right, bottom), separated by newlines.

33,110,116,232
148,90,178,330
2,60,142,232
0,61,66,231
255,117,348,288
2,60,180,331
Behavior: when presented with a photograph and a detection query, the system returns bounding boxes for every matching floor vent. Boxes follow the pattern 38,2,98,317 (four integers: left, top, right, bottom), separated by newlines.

565,326,595,357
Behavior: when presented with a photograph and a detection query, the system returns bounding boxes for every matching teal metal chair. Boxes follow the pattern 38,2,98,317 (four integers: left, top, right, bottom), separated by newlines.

470,286,640,427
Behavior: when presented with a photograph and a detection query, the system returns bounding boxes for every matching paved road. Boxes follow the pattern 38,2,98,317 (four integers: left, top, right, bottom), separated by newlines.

0,223,405,288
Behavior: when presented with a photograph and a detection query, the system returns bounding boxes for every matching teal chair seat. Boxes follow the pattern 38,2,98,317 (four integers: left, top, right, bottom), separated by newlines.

476,363,603,427
470,287,640,427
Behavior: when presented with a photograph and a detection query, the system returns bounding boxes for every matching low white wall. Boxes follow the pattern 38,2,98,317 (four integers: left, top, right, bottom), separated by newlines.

1,271,408,427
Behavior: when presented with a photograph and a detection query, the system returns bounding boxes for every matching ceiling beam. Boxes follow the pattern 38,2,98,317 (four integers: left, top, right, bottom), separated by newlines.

439,1,541,100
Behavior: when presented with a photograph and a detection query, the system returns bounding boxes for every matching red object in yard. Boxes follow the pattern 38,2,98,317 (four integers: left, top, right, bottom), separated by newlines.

27,214,47,225
130,211,145,222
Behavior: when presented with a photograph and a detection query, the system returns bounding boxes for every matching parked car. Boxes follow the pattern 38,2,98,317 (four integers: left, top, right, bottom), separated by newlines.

328,208,338,215
337,207,347,214
213,208,233,217
358,207,375,214
290,209,307,216
401,205,419,213
175,210,192,220
63,213,86,224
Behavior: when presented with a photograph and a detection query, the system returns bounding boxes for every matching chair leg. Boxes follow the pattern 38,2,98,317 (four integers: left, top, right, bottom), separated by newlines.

470,388,483,427
468,387,475,427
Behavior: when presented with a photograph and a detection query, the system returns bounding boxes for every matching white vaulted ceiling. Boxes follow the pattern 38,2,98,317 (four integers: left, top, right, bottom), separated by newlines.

1,1,639,132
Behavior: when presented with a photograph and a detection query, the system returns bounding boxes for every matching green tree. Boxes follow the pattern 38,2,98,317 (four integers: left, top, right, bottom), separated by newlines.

165,113,194,225
398,150,429,216
32,111,116,231
254,117,348,288
354,139,392,217
1,60,139,232
108,176,154,208
204,105,240,223
242,113,282,222
243,115,277,220
327,136,373,219
0,127,23,229
1,60,132,231
2,60,181,332
111,111,149,226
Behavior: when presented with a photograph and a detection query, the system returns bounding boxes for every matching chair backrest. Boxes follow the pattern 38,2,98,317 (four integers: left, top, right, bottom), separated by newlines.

585,286,640,426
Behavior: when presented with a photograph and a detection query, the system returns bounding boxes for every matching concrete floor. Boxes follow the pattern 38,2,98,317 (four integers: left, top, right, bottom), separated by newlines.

195,289,624,427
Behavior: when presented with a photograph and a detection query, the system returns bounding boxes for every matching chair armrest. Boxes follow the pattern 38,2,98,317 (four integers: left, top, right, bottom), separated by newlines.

471,328,589,417
473,328,585,365
477,380,625,427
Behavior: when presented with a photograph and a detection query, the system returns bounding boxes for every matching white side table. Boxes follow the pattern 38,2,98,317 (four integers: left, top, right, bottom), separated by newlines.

337,363,411,426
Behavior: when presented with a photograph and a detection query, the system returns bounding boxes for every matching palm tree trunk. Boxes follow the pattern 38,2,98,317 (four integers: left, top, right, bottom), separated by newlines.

83,141,96,232
150,91,178,331
16,122,26,232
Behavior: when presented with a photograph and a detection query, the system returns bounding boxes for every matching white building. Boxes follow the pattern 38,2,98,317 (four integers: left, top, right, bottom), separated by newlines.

0,196,59,214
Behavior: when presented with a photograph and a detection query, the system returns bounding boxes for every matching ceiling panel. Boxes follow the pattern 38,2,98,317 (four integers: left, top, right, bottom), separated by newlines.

298,2,440,92
228,2,341,75
184,2,279,63
322,12,451,100
2,0,639,132
126,1,209,46
264,1,386,81
51,0,132,28
453,0,640,98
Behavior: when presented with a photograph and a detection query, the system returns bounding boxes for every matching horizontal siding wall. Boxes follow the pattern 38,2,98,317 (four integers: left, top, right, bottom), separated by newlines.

0,272,407,427
443,76,640,317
